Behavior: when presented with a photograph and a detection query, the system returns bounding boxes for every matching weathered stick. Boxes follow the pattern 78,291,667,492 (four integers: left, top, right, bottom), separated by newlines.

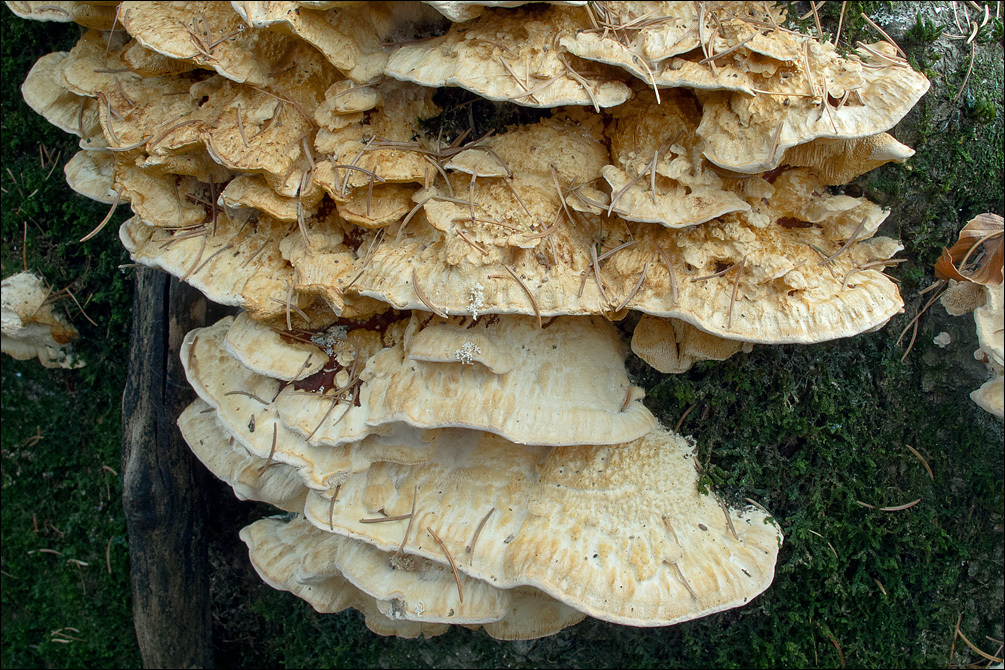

121,269,215,669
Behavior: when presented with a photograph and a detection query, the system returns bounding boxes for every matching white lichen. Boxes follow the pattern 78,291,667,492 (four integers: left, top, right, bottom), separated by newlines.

310,324,348,356
454,341,482,365
468,282,485,321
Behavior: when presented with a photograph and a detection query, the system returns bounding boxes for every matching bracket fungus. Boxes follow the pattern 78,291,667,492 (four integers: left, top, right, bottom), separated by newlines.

1,272,84,369
971,282,1004,419
936,214,1004,419
14,0,933,641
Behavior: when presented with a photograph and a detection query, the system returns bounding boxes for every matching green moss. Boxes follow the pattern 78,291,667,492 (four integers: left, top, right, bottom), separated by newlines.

1,7,138,668
785,2,891,48
905,14,944,45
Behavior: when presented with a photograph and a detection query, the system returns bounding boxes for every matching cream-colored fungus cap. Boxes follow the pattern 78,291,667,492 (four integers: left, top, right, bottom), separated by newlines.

223,311,328,382
423,1,586,23
313,81,440,199
360,313,656,445
778,133,915,185
602,89,750,228
178,399,309,513
421,113,610,254
21,52,102,142
120,1,270,87
112,156,219,229
337,183,417,229
940,279,986,317
5,1,118,29
971,376,1004,420
351,168,903,344
182,317,434,489
631,315,752,374
557,2,785,93
119,212,297,320
974,282,1004,369
50,30,196,151
697,41,930,173
220,174,323,223
266,515,589,637
240,516,453,638
271,310,654,448
119,38,200,77
301,427,782,627
384,5,631,109
971,282,1004,419
607,208,905,344
1,272,83,368
231,1,442,84
64,150,123,203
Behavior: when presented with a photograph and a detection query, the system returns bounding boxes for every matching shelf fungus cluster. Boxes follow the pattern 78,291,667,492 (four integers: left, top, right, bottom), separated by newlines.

178,312,780,636
16,0,930,637
1,272,84,369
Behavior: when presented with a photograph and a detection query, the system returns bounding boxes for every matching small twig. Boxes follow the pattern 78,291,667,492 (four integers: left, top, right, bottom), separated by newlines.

257,424,278,474
856,499,921,511
718,498,739,541
953,40,977,104
949,612,963,668
591,245,610,304
80,184,125,243
819,219,867,266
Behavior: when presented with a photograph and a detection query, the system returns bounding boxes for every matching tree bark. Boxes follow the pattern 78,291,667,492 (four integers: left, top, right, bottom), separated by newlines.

121,269,215,669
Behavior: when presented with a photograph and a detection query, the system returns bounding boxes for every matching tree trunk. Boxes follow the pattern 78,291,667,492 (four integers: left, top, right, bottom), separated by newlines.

121,269,215,669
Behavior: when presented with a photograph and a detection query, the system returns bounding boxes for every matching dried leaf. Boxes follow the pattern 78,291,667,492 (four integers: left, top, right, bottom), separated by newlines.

935,247,970,282
968,237,1003,285
934,214,1004,286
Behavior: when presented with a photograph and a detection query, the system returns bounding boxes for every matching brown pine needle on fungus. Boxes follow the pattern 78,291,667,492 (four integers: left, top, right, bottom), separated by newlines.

359,514,412,523
503,265,542,328
672,562,700,601
466,508,494,564
257,424,278,474
398,485,417,553
427,526,463,603
616,262,648,312
412,268,448,318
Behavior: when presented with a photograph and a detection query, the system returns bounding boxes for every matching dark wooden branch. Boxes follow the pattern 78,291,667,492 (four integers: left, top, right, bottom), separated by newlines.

121,269,214,669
